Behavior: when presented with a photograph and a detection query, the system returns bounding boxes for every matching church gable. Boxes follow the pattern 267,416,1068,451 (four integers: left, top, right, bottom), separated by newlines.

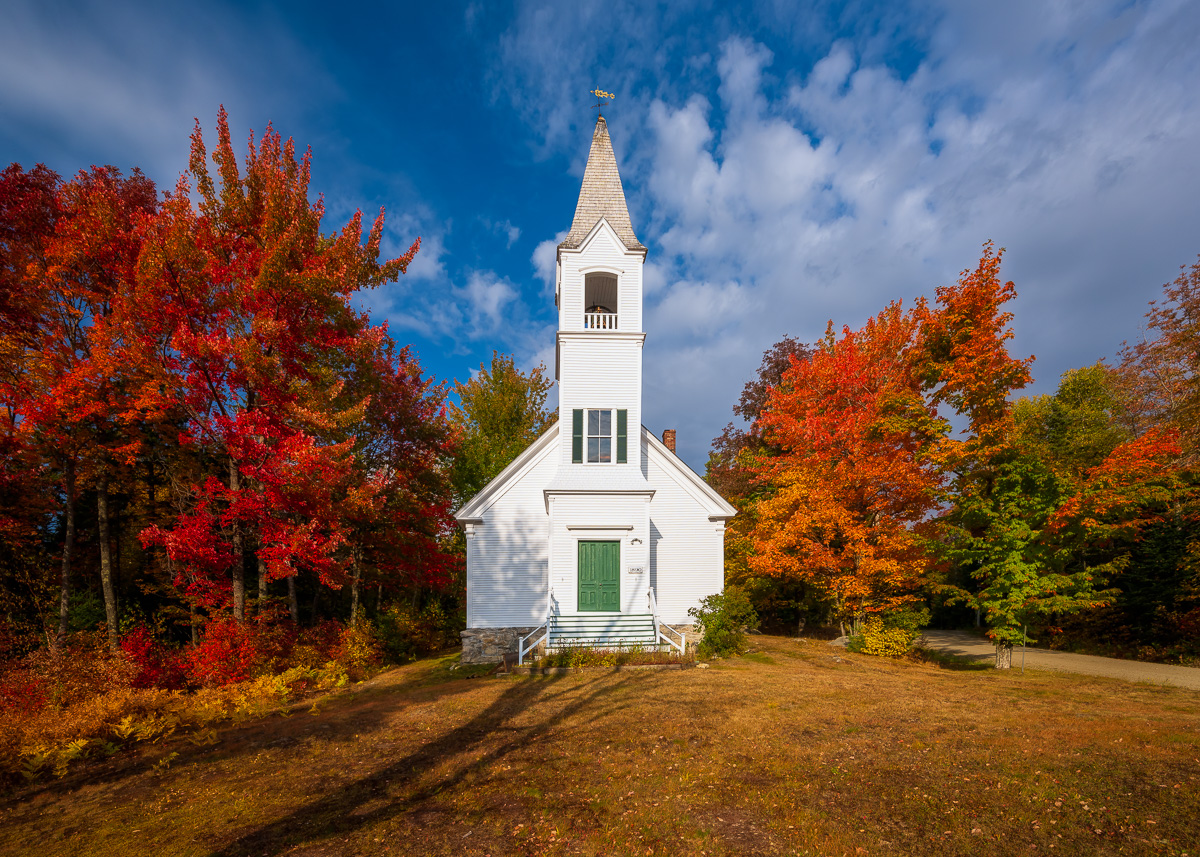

455,422,560,523
642,427,737,520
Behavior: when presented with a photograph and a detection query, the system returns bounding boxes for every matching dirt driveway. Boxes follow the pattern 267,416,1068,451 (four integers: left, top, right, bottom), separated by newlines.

919,629,1200,690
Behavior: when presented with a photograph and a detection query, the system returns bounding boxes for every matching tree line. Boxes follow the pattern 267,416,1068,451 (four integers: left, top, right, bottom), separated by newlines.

709,243,1199,666
0,111,491,662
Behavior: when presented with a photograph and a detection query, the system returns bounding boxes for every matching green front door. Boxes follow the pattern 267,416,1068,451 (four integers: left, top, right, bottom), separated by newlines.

578,541,620,612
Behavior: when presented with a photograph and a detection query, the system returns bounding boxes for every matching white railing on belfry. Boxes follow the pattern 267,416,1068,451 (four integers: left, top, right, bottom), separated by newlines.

584,312,618,330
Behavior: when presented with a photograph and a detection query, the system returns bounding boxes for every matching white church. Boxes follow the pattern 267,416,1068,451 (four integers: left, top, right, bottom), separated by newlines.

455,115,736,665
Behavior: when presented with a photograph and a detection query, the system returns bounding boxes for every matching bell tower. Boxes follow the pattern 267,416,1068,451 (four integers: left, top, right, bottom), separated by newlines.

554,115,648,471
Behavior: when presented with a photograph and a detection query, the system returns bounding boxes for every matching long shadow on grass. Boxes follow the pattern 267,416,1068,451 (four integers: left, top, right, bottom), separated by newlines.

915,648,995,672
206,671,642,857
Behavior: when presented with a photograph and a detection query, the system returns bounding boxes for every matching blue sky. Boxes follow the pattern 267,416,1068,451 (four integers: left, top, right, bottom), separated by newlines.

4,0,1200,471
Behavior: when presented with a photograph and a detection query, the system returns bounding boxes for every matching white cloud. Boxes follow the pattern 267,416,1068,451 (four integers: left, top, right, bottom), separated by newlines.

477,217,522,249
648,279,758,339
403,233,448,282
488,4,1200,468
461,271,519,332
532,230,568,295
625,9,1200,466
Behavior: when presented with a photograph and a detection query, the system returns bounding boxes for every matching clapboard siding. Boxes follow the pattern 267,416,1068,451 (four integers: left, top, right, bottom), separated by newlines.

645,435,727,625
548,492,651,616
557,334,642,469
465,438,556,628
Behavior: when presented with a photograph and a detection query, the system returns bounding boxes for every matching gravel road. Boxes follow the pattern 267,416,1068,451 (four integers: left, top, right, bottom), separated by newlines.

918,630,1200,690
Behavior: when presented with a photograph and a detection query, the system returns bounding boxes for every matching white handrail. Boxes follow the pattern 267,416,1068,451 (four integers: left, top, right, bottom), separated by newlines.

518,620,549,666
648,588,686,655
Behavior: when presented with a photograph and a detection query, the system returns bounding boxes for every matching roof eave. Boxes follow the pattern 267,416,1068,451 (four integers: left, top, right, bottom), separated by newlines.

454,422,561,522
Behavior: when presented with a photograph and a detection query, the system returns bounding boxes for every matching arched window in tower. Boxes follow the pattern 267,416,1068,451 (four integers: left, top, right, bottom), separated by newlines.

584,272,618,329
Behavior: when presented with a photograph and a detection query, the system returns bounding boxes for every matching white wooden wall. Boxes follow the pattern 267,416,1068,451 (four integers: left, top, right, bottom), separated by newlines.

465,442,556,628
465,432,726,628
556,334,643,470
644,436,727,625
547,493,651,616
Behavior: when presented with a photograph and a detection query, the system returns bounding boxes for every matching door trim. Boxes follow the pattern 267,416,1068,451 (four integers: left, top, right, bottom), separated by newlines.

577,539,620,613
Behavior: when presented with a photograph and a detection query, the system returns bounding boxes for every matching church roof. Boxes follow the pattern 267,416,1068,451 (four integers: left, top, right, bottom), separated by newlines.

453,423,737,522
558,115,645,254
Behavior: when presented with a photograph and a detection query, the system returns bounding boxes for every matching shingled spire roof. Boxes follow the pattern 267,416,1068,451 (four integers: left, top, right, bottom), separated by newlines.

558,115,645,253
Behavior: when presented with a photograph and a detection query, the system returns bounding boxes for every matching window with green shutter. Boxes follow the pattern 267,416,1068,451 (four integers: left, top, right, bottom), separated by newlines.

587,409,612,462
574,408,629,464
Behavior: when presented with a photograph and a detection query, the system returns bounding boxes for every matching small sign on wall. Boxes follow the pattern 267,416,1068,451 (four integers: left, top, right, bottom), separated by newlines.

627,566,645,575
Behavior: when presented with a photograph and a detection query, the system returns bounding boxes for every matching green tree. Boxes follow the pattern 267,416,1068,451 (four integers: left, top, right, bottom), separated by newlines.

450,352,554,507
930,249,1172,667
945,448,1106,665
1013,363,1131,482
922,245,1094,668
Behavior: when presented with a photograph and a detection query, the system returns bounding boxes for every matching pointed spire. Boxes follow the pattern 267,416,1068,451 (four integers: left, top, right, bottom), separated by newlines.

559,115,645,253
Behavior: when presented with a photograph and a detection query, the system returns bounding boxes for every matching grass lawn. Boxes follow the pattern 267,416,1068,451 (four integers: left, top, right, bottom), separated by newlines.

1,635,1196,856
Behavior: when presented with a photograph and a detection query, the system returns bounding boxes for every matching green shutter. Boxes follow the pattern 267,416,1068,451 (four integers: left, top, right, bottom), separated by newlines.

572,409,583,463
616,409,627,463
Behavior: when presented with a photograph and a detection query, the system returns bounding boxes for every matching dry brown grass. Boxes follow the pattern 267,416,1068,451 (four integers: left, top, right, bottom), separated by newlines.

0,636,1196,857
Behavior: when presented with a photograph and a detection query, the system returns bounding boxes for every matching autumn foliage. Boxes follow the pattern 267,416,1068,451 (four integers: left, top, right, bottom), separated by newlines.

0,110,459,699
720,243,1200,664
751,303,944,625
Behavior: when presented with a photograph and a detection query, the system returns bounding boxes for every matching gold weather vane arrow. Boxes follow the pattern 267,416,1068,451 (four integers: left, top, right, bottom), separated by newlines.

590,89,615,116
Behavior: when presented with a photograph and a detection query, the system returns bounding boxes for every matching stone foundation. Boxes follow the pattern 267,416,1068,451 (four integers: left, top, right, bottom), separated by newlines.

661,623,701,647
460,627,539,664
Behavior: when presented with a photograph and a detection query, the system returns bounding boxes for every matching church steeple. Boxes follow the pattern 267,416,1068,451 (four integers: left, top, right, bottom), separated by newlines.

558,116,645,253
552,114,647,471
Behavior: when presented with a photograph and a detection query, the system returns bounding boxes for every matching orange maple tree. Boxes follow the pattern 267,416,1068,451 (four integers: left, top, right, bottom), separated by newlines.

1118,254,1200,459
749,302,947,627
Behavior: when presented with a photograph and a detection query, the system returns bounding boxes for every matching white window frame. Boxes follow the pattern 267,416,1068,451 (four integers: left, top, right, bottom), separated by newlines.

586,408,614,464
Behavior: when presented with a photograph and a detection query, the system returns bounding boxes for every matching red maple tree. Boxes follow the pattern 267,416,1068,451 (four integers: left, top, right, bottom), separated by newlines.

134,109,429,623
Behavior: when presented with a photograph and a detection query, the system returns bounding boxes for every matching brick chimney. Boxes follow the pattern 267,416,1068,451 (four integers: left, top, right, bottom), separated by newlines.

662,429,676,454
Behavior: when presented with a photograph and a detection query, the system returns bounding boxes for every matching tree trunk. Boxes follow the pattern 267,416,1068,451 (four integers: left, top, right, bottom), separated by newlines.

350,547,361,624
974,606,981,628
97,472,120,649
994,642,1013,669
287,573,299,623
257,554,268,616
228,458,245,622
57,460,77,643
310,583,320,625
112,496,122,594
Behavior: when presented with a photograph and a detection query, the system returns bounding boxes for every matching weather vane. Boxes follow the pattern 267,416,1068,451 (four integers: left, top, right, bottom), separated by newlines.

590,89,615,115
